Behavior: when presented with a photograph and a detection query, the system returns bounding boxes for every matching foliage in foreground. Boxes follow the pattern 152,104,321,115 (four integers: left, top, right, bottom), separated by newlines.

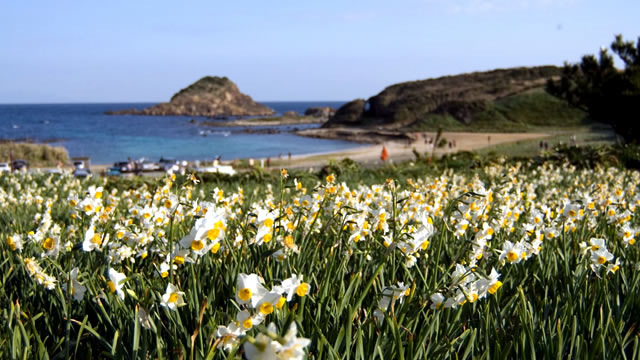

1,156,640,359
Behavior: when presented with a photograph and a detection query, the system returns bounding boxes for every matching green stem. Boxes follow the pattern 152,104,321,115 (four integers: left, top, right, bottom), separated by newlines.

350,262,385,320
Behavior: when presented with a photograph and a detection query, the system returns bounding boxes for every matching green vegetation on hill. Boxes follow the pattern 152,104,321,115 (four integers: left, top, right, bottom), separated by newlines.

407,89,588,132
170,76,233,102
0,142,69,167
325,66,585,131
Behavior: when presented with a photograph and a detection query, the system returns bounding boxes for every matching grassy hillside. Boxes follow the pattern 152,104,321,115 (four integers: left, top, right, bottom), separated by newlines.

406,89,589,132
326,66,598,132
0,142,69,167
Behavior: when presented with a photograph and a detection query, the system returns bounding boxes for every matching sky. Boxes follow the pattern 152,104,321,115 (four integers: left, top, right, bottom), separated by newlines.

1,0,639,103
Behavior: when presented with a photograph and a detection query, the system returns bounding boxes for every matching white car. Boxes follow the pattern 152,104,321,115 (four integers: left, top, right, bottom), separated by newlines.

159,157,180,173
0,163,10,173
195,164,236,176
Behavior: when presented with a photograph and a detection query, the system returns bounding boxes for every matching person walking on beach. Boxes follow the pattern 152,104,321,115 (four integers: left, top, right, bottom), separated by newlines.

381,145,389,161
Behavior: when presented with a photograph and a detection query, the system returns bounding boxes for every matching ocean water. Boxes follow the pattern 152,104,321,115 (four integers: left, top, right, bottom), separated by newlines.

0,102,358,164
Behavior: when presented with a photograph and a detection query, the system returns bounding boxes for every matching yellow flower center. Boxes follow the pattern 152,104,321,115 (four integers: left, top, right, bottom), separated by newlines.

95,191,103,199
42,237,55,251
506,251,519,263
597,256,607,264
7,237,16,251
276,296,286,309
296,283,310,297
168,293,179,303
421,240,430,250
191,240,204,251
242,319,253,329
161,271,168,278
207,228,221,240
238,288,252,301
174,256,185,265
107,280,116,293
259,302,274,315
263,233,273,243
488,281,502,294
211,242,221,254
284,235,294,248
264,218,274,228
92,234,102,246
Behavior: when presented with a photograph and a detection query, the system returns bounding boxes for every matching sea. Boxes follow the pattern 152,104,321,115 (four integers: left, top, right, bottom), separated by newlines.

0,102,360,164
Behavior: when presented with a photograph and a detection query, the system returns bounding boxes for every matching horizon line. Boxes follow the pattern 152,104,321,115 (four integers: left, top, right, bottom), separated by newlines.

0,100,350,105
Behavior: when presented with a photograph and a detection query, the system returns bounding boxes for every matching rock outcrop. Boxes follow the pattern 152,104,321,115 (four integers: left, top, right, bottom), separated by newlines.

304,106,335,118
282,110,299,118
106,76,274,117
324,66,563,129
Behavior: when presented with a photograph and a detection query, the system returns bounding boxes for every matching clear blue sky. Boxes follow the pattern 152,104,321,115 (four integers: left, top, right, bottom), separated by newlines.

1,0,638,103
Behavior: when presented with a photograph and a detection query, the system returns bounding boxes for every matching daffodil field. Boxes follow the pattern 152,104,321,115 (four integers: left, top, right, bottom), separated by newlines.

2,158,640,359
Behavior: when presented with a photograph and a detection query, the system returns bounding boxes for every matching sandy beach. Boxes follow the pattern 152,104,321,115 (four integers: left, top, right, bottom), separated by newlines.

269,131,550,169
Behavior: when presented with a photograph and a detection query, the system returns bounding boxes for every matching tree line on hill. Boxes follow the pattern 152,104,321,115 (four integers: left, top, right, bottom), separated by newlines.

547,34,640,142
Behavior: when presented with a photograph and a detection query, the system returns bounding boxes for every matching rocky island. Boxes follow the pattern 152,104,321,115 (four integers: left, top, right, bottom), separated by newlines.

106,76,274,117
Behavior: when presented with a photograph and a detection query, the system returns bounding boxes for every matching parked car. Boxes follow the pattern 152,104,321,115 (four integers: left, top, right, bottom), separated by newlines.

73,167,91,178
12,159,28,172
159,157,179,173
106,167,121,176
194,164,236,176
73,160,86,169
0,163,10,173
113,161,132,173
139,159,160,172
47,168,63,175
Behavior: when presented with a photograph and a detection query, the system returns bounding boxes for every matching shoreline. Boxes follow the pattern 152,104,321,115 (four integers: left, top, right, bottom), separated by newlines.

53,131,550,174
200,116,325,127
